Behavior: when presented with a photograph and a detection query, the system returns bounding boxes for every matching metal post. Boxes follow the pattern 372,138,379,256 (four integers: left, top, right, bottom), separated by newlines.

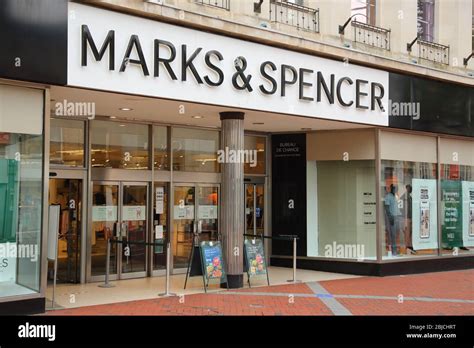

99,238,115,288
159,242,176,297
287,237,301,283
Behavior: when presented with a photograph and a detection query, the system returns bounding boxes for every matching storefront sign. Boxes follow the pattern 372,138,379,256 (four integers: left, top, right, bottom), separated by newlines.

92,205,117,222
244,238,267,277
68,3,388,126
461,181,474,247
155,187,164,214
200,241,226,282
122,205,146,221
198,205,218,219
441,180,463,248
412,179,438,250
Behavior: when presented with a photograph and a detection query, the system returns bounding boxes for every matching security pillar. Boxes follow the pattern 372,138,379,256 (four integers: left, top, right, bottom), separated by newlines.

219,111,245,288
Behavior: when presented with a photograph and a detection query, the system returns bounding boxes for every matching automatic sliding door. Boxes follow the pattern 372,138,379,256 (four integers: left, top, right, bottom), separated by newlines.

172,186,195,269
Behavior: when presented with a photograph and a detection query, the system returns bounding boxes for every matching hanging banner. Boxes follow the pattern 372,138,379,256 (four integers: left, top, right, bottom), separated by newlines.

244,238,267,277
155,187,164,214
441,180,463,248
412,179,438,250
462,181,474,247
199,241,226,283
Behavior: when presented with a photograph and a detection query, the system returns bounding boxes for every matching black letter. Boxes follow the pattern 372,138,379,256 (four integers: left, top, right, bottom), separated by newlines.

204,50,224,86
181,45,203,84
259,61,277,95
299,68,314,101
317,72,335,104
336,77,354,107
119,35,150,76
281,64,298,97
81,25,115,70
356,79,369,109
154,39,177,80
371,82,385,111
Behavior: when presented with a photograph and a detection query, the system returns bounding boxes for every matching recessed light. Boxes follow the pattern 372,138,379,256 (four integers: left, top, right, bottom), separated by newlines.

119,107,133,111
119,124,126,127
253,122,264,125
109,116,116,119
192,115,203,119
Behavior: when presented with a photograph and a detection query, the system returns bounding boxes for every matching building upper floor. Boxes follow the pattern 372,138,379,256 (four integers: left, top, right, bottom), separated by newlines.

90,0,474,85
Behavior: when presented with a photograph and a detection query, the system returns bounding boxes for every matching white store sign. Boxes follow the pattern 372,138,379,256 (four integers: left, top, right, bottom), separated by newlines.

68,3,389,126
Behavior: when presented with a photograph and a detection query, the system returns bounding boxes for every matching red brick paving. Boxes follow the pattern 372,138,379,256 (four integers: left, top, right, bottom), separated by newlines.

47,270,474,316
320,270,474,301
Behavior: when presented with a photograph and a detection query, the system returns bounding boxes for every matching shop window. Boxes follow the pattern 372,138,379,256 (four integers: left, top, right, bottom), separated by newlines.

0,84,44,298
172,127,219,173
440,165,474,255
50,118,85,167
315,160,377,260
153,125,169,171
244,135,266,175
90,121,149,170
381,160,438,259
417,0,435,42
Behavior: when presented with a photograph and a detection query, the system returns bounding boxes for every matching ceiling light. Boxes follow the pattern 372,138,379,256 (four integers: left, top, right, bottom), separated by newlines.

192,115,203,119
109,116,116,119
119,107,133,111
119,124,126,127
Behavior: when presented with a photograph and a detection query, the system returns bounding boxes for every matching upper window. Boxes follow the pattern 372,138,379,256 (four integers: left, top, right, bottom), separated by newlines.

417,0,435,42
50,118,85,167
244,135,266,175
351,0,376,26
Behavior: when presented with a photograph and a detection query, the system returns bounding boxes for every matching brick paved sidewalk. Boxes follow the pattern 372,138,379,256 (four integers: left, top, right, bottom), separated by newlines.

48,270,474,316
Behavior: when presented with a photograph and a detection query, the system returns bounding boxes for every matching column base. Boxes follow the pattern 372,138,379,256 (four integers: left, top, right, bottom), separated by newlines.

221,274,244,289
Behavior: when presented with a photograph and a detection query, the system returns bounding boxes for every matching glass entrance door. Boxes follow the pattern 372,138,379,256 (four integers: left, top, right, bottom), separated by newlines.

172,184,219,270
48,179,82,284
245,183,265,236
90,182,148,280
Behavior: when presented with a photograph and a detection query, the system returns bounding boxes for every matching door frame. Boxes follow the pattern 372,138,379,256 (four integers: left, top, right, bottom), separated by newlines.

48,169,87,284
171,182,220,274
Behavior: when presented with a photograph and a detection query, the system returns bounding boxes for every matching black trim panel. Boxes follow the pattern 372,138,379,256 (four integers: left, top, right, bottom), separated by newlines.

0,297,45,315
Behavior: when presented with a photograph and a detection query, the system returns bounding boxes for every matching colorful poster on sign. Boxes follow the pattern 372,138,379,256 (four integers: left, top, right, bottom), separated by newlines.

461,181,474,247
412,179,438,250
199,241,226,282
244,238,267,277
441,180,463,248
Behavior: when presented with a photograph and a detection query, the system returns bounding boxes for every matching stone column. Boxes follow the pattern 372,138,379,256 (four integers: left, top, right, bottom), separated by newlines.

219,111,245,288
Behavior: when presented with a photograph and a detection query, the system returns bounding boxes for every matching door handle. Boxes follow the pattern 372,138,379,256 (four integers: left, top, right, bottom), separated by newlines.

121,222,128,237
114,221,121,238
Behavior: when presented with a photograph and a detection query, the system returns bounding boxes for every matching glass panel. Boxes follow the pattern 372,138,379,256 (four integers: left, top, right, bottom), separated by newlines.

244,136,266,175
122,185,147,274
441,164,474,255
153,126,169,170
197,186,219,242
91,184,118,276
316,160,376,260
245,184,255,235
50,118,84,167
153,184,168,270
91,121,149,169
48,179,82,284
0,132,43,296
172,127,219,172
381,160,438,259
255,184,265,236
172,186,195,269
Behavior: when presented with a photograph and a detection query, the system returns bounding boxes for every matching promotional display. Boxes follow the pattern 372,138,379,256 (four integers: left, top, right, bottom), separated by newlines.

200,241,226,283
244,238,270,287
411,179,438,250
441,180,463,248
461,181,474,247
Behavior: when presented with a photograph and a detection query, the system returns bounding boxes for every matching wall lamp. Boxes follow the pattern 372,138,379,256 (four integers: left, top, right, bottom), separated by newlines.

254,0,264,13
463,52,473,66
338,14,368,35
406,36,419,52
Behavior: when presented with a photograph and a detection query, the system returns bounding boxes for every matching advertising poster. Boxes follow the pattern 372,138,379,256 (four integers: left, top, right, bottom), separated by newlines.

461,181,474,247
173,205,194,220
122,206,146,221
244,238,267,277
92,206,117,222
198,205,218,219
155,187,164,214
199,241,226,283
441,180,463,248
412,179,438,250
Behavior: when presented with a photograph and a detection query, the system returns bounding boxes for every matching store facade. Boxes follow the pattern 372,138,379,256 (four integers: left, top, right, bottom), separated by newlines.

0,0,472,314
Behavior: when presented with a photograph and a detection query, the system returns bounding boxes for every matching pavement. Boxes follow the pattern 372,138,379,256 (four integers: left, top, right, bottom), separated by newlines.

46,269,474,316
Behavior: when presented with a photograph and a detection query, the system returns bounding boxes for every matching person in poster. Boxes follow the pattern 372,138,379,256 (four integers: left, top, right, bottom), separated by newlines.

401,184,416,254
384,184,404,256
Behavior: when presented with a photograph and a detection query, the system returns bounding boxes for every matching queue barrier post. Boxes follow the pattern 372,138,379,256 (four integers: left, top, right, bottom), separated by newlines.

159,242,177,297
286,236,301,283
98,238,115,288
